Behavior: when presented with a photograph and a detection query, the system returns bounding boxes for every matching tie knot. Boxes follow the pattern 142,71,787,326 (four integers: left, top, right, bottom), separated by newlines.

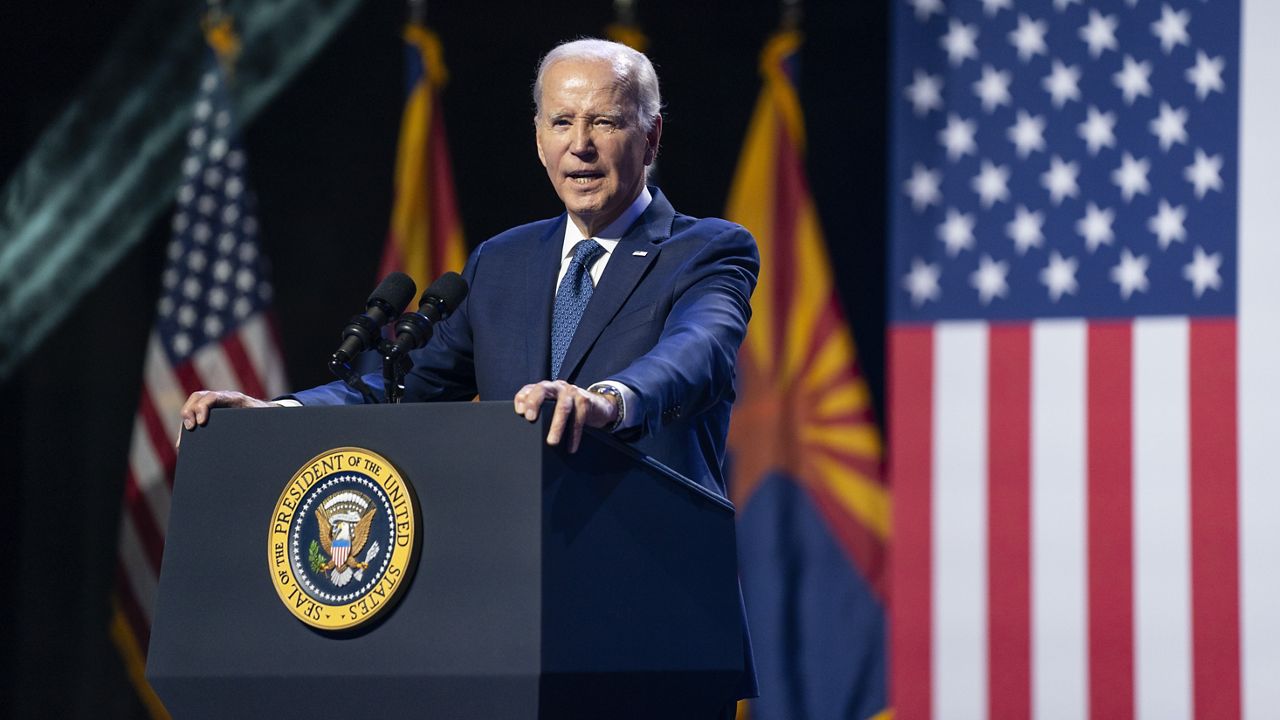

569,238,605,269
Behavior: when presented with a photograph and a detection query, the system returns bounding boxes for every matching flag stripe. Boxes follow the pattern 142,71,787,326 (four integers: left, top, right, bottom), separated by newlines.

221,329,268,400
986,324,1030,720
122,469,166,573
770,119,800,375
191,344,238,395
1087,323,1134,720
118,519,159,624
1031,321,1088,720
136,393,177,485
114,563,152,650
1239,3,1280,718
1188,319,1241,720
143,335,187,422
933,323,988,720
1133,318,1192,720
888,325,933,720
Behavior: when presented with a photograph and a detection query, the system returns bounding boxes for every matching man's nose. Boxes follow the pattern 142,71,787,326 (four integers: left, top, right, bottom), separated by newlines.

570,121,595,156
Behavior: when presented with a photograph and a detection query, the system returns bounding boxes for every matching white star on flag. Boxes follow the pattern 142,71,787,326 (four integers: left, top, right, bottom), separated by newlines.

941,19,980,66
1110,247,1150,299
1008,110,1047,158
1042,155,1080,205
1114,55,1154,104
1152,3,1191,55
905,163,943,211
1184,148,1224,198
972,160,1011,207
939,113,978,160
1079,105,1118,155
974,65,1013,112
981,0,1012,16
1112,152,1152,202
904,257,943,306
1187,50,1226,100
970,254,1010,304
1009,14,1049,62
907,0,945,22
1080,10,1119,58
906,70,945,116
938,207,977,256
1183,245,1222,297
1006,205,1045,254
1150,102,1189,151
1076,202,1116,252
1040,250,1079,301
1044,59,1083,107
1148,199,1188,249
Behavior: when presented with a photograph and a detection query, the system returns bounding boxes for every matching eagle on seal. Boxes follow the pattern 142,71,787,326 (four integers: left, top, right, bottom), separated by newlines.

316,505,375,572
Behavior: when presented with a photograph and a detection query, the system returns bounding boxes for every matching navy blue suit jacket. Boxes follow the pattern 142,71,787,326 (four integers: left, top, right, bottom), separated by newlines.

292,188,760,697
294,188,757,501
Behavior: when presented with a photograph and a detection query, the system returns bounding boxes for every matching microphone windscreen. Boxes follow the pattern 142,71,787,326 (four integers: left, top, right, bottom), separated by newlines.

422,272,469,312
369,272,417,314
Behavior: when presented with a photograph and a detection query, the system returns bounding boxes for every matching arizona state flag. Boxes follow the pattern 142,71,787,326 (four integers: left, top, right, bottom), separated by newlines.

377,23,466,295
727,30,888,720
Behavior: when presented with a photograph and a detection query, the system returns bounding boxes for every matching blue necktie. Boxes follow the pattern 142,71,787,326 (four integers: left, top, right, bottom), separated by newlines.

550,238,605,379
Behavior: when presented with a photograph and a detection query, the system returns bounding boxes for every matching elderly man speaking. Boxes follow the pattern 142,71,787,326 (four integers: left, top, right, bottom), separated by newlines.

181,38,759,713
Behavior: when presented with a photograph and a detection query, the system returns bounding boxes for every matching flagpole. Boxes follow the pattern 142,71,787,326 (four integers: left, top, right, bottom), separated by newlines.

781,0,801,29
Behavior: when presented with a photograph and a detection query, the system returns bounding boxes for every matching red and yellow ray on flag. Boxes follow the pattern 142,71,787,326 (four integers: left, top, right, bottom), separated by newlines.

726,30,888,597
378,24,467,293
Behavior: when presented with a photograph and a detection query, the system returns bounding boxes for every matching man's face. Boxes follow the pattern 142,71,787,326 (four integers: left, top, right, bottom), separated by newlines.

535,58,661,237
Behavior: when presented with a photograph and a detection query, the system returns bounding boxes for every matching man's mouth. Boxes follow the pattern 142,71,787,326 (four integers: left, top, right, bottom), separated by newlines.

567,171,603,185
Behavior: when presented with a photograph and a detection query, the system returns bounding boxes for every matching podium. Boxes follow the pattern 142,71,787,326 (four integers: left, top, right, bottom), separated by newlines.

147,401,746,719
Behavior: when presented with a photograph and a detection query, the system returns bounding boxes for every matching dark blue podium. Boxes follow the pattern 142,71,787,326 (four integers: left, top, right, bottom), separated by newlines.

147,401,745,719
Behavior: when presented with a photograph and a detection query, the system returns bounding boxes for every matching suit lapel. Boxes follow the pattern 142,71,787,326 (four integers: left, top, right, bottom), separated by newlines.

526,216,566,381
556,189,675,381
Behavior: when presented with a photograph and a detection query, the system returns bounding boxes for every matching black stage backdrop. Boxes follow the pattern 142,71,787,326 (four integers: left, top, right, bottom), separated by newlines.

0,0,887,716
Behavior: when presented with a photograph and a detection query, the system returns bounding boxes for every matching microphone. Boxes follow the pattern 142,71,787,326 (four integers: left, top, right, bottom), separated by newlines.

331,272,417,366
385,272,469,359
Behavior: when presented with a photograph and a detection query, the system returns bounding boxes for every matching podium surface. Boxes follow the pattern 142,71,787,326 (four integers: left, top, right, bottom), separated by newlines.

148,401,744,719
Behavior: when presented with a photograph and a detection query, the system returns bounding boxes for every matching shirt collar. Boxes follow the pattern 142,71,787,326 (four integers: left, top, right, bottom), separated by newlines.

562,186,653,258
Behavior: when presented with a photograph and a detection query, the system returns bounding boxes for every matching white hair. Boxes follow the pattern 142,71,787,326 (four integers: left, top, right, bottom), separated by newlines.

532,38,662,132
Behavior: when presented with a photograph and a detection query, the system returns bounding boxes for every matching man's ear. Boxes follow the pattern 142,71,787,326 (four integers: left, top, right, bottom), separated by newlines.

535,126,548,168
644,115,663,165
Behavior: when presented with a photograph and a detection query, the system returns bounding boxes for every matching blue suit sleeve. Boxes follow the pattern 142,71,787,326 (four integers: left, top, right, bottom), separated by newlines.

608,224,759,437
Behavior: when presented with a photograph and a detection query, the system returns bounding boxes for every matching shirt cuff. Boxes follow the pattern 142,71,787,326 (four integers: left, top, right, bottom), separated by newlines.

271,398,303,407
588,380,641,431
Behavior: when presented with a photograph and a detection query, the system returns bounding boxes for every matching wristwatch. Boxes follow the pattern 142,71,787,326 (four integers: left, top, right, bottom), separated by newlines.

588,384,625,433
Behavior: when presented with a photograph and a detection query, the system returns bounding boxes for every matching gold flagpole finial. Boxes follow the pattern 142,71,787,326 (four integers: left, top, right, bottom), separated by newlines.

202,0,241,70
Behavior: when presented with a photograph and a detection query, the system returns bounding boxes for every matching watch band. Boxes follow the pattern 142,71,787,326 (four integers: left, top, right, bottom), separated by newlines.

588,384,625,432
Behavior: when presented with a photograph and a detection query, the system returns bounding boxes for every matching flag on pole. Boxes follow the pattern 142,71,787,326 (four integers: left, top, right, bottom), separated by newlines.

111,20,288,717
888,0,1278,717
376,23,466,296
727,30,888,720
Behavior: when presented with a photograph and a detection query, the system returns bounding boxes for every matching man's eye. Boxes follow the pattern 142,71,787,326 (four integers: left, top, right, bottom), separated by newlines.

595,118,616,127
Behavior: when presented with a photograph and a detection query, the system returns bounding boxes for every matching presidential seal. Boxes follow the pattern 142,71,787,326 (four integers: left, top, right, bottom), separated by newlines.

268,447,419,631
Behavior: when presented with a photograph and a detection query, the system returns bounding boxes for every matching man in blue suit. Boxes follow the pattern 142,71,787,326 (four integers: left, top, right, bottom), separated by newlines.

180,38,758,708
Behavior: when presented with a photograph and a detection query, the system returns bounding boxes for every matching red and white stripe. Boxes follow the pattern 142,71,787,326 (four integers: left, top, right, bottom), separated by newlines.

889,4,1280,717
116,314,287,649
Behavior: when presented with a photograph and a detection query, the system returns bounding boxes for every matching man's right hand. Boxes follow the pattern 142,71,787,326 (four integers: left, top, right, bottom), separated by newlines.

180,390,271,430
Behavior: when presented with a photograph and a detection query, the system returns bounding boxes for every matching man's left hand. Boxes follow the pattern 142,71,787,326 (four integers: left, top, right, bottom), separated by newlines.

513,380,619,453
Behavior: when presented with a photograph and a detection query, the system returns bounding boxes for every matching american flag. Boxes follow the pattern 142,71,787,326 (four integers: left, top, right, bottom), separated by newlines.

111,50,288,702
888,1,1280,718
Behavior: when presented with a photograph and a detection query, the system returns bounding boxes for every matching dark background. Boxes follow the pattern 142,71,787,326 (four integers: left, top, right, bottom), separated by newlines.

0,0,888,715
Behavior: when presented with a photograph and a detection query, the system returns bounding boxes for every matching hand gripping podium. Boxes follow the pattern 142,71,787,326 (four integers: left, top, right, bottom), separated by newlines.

147,401,746,719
